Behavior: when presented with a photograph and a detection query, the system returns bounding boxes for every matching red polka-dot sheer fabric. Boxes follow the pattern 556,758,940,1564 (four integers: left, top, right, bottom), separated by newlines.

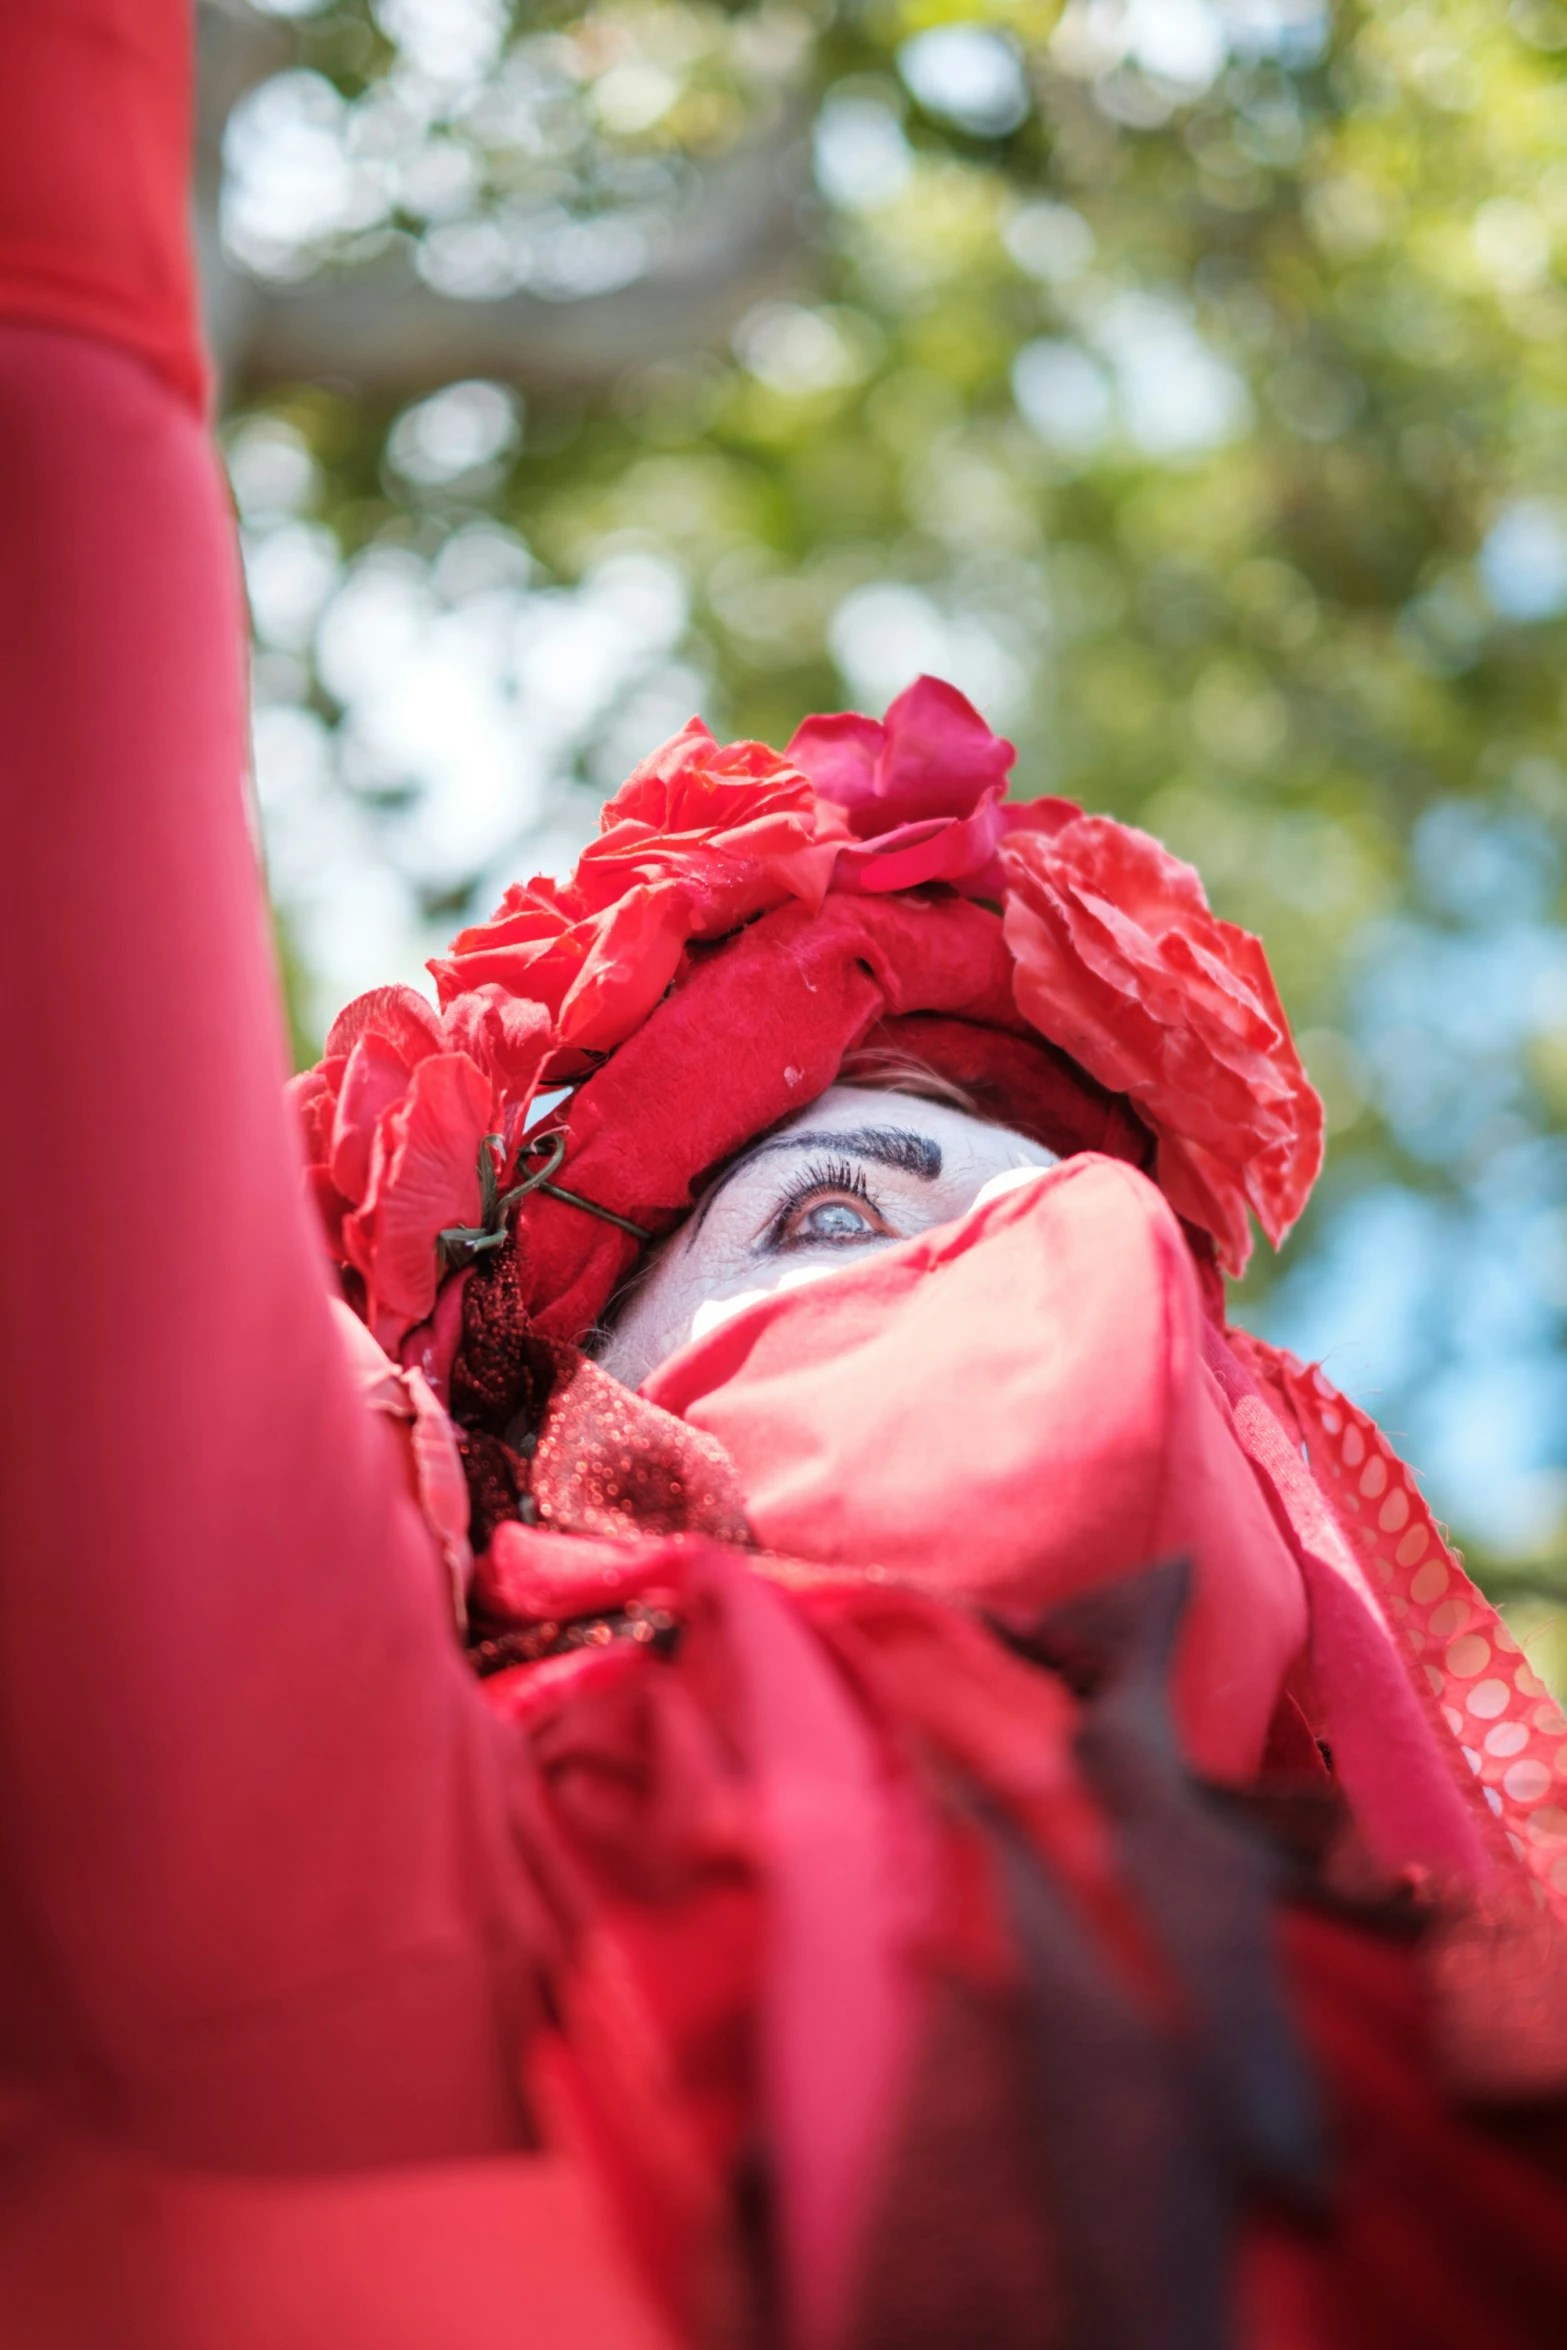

1237,1335,1567,1922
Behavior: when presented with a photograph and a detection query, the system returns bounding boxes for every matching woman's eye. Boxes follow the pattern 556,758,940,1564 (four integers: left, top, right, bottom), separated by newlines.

776,1188,894,1248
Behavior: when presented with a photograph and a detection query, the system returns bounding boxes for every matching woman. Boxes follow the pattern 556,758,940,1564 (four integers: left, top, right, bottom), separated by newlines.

2,9,1566,2347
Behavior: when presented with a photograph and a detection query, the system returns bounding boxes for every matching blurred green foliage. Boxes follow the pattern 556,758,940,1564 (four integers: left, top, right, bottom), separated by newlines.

219,0,1567,1623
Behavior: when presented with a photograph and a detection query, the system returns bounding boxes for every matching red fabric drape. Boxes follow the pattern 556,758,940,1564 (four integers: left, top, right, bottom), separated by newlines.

0,9,683,2340
646,1158,1304,1782
0,0,536,2187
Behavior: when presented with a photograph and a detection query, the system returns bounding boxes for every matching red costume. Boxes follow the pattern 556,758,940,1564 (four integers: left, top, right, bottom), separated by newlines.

3,9,1567,2345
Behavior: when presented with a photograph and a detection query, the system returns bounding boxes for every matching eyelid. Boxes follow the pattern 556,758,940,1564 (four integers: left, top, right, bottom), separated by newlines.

759,1154,885,1251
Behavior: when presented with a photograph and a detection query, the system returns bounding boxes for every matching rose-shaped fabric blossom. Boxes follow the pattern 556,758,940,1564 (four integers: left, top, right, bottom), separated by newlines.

429,718,846,1073
1001,818,1324,1275
788,673,1073,898
288,983,550,1352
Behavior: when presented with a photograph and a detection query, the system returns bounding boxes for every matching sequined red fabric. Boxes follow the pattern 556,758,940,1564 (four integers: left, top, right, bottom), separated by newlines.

1234,1333,1567,1937
529,1349,752,1548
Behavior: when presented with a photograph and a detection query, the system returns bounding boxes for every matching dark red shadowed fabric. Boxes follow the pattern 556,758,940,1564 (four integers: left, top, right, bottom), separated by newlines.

1243,1910,1567,2350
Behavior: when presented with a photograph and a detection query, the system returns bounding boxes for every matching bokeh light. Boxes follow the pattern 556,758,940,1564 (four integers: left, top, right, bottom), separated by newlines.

205,0,1567,1641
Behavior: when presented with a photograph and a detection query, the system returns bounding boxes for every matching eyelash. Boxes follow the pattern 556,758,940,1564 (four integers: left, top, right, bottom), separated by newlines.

763,1155,879,1250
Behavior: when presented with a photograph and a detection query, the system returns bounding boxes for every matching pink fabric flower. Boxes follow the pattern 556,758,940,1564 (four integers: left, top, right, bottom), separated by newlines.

287,983,550,1351
429,718,845,1069
788,674,1065,898
1001,818,1324,1275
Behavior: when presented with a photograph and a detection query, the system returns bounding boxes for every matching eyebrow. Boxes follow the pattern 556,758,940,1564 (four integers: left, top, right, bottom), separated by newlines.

687,1124,943,1239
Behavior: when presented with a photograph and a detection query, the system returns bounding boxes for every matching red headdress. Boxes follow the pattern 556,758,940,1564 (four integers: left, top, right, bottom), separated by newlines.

290,675,1323,1355
288,678,1567,1965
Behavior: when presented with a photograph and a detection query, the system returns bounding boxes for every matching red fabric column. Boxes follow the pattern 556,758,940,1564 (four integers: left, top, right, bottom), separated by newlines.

0,0,205,409
0,4,533,2167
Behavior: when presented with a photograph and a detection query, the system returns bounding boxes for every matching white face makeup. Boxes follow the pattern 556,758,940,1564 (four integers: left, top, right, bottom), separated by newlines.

596,1084,1058,1390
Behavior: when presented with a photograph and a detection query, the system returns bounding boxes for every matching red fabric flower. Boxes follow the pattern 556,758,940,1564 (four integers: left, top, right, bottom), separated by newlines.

429,718,845,1068
287,983,549,1352
788,674,1064,898
1001,817,1323,1275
